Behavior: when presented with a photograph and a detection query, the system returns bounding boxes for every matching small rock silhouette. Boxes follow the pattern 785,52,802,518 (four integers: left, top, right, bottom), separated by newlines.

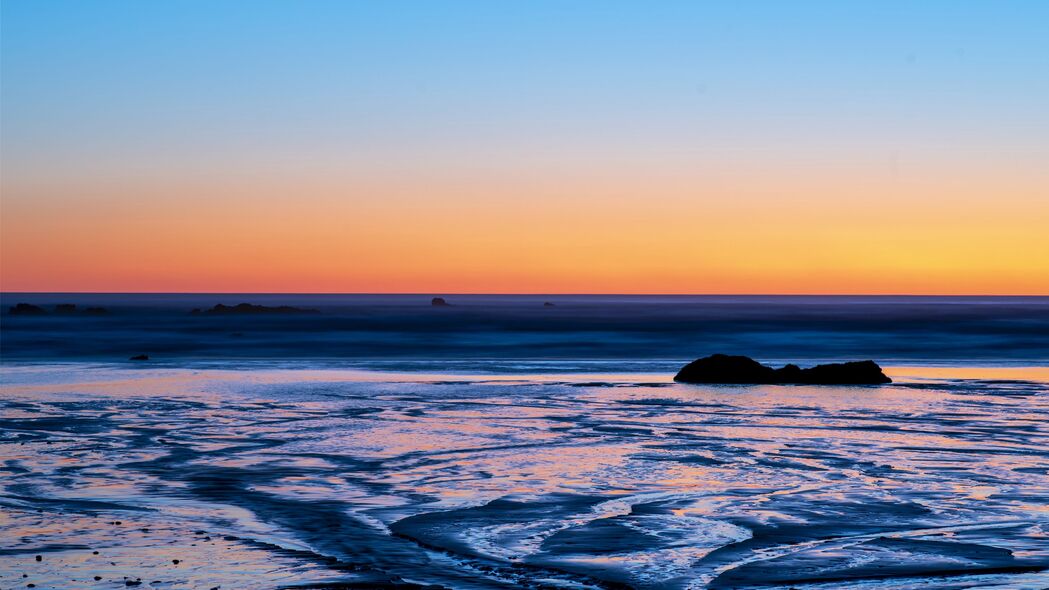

201,303,317,314
9,303,46,315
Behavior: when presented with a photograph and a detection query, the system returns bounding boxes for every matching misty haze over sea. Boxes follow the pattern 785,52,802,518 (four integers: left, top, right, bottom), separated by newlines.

2,294,1047,365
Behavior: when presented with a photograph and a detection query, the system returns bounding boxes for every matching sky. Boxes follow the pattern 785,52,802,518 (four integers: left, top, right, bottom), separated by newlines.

2,0,1047,294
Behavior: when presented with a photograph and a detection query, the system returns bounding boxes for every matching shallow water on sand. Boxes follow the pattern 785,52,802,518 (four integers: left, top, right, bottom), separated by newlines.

1,363,1047,589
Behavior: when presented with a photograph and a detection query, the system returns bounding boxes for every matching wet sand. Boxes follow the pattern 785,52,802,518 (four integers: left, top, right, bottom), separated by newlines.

1,363,1047,589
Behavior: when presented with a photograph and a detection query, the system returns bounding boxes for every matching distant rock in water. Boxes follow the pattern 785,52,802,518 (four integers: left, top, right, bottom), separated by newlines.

201,303,318,315
9,303,46,315
544,302,556,307
129,354,150,361
675,354,891,385
55,303,77,314
431,297,450,307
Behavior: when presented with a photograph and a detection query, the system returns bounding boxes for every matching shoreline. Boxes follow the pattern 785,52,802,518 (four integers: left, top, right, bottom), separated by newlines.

3,360,1049,385
2,360,1047,588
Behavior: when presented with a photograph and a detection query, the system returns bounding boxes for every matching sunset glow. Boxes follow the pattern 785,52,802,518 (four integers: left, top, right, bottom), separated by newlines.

2,4,1048,586
3,1,1047,294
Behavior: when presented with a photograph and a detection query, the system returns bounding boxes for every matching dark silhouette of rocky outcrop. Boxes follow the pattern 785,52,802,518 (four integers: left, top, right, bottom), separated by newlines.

431,297,450,307
674,354,891,385
9,302,109,316
129,354,150,361
543,302,556,307
9,303,46,315
200,303,318,315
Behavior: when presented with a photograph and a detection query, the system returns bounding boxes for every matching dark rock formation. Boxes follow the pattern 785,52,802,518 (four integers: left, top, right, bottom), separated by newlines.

543,302,556,307
794,360,892,384
202,303,318,315
675,354,776,383
674,354,891,385
431,297,450,307
9,303,46,315
54,304,77,313
129,354,150,361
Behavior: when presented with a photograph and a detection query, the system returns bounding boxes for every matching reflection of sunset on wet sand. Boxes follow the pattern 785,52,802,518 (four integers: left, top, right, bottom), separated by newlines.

2,364,1047,588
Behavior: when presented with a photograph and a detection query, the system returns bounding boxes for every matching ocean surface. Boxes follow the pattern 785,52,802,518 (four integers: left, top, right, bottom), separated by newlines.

2,294,1049,362
1,295,1048,589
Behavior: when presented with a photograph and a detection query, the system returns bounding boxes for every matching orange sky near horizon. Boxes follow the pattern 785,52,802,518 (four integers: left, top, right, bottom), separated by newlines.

3,2,1048,295
3,152,1047,294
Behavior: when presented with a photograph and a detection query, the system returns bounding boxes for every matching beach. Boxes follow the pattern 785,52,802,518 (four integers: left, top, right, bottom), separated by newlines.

2,359,1047,589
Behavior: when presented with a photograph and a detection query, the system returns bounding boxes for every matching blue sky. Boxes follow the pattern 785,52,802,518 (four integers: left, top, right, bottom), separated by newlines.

5,0,1046,164
2,1,1048,293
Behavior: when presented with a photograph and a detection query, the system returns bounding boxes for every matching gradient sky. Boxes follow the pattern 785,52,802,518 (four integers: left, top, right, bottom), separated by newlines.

2,0,1047,294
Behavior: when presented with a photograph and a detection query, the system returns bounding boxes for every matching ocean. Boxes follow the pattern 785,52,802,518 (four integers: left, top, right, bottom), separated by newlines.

1,295,1047,589
3,294,1049,363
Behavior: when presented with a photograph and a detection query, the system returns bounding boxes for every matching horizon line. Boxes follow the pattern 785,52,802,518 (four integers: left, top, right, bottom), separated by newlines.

2,291,1048,298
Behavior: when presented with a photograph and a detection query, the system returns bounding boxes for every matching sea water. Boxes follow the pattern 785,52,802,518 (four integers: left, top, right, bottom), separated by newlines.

1,296,1047,589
